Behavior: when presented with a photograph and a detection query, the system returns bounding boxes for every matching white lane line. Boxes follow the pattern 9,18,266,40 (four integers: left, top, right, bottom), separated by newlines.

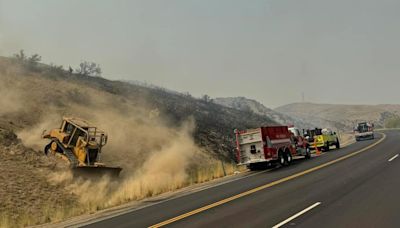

272,202,321,228
388,154,399,162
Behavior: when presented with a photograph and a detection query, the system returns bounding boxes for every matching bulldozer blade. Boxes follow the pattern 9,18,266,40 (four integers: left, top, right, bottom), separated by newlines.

72,166,122,178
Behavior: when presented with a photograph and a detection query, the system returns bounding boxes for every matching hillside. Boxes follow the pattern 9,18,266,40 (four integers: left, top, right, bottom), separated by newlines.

214,97,314,130
0,56,279,160
276,102,400,131
0,55,278,225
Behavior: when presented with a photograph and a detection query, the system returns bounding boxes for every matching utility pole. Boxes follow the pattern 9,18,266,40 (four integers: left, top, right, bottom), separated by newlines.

300,61,307,103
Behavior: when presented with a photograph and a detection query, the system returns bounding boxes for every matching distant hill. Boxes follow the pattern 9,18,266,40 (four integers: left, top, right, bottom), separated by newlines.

275,102,400,131
214,97,315,130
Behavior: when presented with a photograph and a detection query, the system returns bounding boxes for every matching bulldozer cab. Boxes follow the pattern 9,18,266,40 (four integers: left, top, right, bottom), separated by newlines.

60,118,108,166
60,117,107,149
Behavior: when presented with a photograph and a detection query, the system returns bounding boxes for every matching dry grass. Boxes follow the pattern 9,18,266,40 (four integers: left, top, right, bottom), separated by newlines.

189,161,246,184
0,133,78,227
0,213,11,228
338,132,356,146
0,158,246,227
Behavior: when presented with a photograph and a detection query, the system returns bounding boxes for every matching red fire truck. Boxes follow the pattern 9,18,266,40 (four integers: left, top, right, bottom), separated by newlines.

234,126,311,170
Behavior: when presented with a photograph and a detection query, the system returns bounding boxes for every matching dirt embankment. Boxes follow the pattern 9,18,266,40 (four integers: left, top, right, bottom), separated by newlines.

0,128,78,227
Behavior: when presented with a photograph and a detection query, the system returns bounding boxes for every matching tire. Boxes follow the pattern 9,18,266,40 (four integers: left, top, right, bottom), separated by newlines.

371,134,375,140
44,142,51,155
278,151,286,166
305,147,311,159
324,142,330,152
285,151,293,165
335,139,340,149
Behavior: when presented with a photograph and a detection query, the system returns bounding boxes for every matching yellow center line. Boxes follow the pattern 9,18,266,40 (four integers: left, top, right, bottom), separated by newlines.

149,133,386,228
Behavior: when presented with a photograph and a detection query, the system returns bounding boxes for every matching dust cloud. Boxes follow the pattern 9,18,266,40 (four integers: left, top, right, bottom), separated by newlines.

46,116,201,210
0,78,23,115
7,77,205,210
18,113,60,150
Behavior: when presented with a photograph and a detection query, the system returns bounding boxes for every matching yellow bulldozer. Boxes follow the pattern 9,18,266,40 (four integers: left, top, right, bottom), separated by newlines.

43,117,122,177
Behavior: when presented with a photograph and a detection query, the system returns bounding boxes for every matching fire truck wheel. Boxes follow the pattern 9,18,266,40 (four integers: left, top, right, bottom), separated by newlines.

305,147,311,159
324,142,330,152
278,152,285,166
285,152,292,165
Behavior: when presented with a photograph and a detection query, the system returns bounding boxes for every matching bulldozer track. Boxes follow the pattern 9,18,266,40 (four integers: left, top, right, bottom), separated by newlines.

54,140,79,167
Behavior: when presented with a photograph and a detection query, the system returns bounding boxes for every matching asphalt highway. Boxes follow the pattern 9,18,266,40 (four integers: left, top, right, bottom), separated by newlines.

85,130,400,228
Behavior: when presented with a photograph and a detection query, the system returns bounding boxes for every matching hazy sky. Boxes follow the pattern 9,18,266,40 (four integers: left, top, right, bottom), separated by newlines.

1,0,400,107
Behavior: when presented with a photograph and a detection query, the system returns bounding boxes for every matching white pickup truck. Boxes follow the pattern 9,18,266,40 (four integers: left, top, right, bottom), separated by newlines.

354,122,374,141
